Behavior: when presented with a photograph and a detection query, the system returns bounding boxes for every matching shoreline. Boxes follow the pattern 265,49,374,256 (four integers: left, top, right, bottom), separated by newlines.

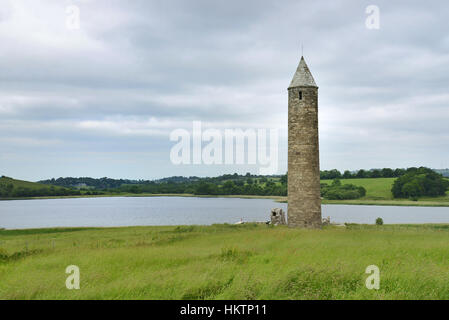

1,222,449,232
1,193,449,207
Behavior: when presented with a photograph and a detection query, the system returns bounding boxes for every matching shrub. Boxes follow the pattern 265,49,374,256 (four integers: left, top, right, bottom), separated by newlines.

321,180,366,200
376,217,383,226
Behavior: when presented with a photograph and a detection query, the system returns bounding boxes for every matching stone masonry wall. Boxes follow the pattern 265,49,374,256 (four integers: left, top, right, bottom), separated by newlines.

288,86,322,228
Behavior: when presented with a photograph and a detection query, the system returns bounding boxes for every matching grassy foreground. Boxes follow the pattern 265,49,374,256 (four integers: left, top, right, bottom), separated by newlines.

1,223,449,299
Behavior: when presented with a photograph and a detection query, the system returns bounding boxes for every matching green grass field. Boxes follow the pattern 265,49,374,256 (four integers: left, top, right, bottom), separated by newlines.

0,176,48,190
321,178,396,200
0,176,77,199
1,223,449,299
320,178,449,206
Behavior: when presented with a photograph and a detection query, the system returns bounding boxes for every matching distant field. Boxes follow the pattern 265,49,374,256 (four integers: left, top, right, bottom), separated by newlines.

320,177,449,206
321,178,396,200
0,176,82,199
0,176,49,190
1,223,449,299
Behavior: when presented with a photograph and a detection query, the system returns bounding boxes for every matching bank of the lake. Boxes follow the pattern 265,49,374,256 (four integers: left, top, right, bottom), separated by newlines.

2,192,449,207
1,223,449,299
2,176,448,207
321,198,449,207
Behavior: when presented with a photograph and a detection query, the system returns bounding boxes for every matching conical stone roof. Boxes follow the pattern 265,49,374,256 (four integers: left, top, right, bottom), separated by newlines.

288,56,317,88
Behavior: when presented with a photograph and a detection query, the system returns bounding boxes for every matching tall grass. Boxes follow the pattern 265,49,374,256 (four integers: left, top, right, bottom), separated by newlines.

1,223,449,299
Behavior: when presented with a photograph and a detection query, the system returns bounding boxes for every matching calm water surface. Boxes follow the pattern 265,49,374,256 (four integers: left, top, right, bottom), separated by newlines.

1,196,449,229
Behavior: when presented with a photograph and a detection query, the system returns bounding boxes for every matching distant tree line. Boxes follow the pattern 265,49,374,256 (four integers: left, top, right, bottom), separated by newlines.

96,178,366,199
320,168,408,180
5,167,446,200
39,168,413,190
38,177,142,189
38,173,283,190
116,178,288,197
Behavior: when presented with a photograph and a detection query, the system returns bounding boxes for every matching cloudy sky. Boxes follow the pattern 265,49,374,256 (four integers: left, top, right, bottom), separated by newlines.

1,0,448,181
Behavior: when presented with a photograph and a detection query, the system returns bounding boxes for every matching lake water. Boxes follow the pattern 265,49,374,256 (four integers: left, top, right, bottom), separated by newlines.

1,196,449,229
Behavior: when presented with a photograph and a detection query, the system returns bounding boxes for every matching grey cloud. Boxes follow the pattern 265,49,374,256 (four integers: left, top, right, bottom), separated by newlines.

1,0,448,180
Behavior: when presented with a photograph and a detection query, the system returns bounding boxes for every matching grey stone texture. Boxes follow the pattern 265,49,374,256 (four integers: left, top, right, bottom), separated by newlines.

270,208,286,225
289,56,318,88
288,57,322,229
322,216,331,226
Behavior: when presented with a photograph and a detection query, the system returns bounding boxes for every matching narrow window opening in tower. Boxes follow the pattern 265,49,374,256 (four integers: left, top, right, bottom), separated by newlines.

299,91,302,100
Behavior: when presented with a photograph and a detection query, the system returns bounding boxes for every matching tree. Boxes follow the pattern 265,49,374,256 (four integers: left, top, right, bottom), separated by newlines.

393,168,406,177
381,168,394,178
280,174,287,185
331,179,342,187
222,181,237,195
321,179,366,200
391,167,449,199
370,169,381,178
320,169,342,180
234,180,244,187
401,181,422,198
265,180,276,188
194,182,218,195
343,170,353,179
356,169,367,178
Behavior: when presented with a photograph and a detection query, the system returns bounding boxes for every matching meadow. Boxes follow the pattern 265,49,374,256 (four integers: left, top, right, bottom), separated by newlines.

1,223,449,299
321,178,396,199
321,178,449,206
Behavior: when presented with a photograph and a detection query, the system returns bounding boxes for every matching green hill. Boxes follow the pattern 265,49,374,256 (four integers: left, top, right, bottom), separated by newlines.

0,176,49,190
0,176,81,198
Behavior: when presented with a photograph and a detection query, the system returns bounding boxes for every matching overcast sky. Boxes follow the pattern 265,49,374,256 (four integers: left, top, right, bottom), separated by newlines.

1,0,448,181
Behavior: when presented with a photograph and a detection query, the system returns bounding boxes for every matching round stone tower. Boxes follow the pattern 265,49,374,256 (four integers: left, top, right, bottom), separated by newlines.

287,56,322,228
